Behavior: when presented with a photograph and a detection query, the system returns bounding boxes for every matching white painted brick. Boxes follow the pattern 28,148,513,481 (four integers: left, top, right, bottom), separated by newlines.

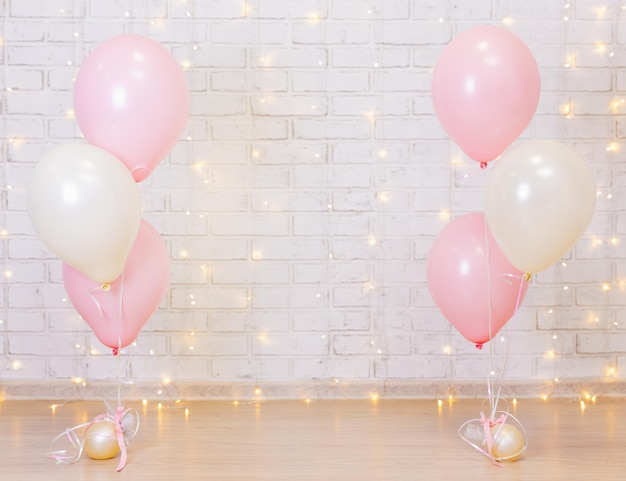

4,69,43,91
171,0,245,19
5,311,46,331
211,166,289,189
47,67,76,91
254,0,328,19
536,356,612,379
251,95,328,116
334,334,411,355
374,22,451,45
7,91,70,116
375,118,446,140
293,262,370,284
372,70,431,92
333,142,411,164
293,165,371,188
541,69,612,92
170,238,248,260
1,358,47,380
10,333,87,356
332,94,410,116
170,142,248,165
252,192,329,212
331,191,411,212
8,45,76,66
10,0,84,17
130,357,210,381
170,191,248,212
213,311,289,332
251,143,327,164
450,0,492,19
292,22,370,44
332,48,409,68
455,356,533,379
291,71,369,92
211,119,288,140
333,286,410,308
252,238,328,260
210,22,288,44
292,214,370,236
171,287,248,309
3,21,47,41
212,359,290,379
374,357,448,379
148,311,209,333
332,0,410,19
577,333,626,354
171,333,248,356
294,119,370,139
211,262,290,285
4,118,45,138
376,165,451,188
251,47,328,68
190,94,246,116
505,0,562,19
291,311,330,331
332,238,412,260
252,287,328,309
211,214,289,236
212,71,289,92
177,46,246,68
252,333,328,355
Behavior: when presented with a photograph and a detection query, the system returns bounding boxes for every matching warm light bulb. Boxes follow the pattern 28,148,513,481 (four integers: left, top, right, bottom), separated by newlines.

437,399,443,407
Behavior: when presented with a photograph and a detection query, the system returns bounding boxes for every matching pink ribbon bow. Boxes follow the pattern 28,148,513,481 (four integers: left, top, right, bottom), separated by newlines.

480,412,507,459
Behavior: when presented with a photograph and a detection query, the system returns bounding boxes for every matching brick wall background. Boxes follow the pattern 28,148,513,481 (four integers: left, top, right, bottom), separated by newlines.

0,0,625,397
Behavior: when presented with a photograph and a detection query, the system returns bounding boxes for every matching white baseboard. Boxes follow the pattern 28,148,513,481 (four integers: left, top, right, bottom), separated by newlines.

2,379,625,401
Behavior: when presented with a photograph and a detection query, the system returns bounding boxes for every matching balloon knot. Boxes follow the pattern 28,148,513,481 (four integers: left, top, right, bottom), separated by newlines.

475,343,484,350
112,348,119,356
480,162,488,170
101,283,111,292
523,273,531,282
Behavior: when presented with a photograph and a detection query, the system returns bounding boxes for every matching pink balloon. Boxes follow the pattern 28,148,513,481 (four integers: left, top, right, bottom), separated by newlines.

427,213,528,346
63,219,170,350
74,35,189,182
432,26,540,164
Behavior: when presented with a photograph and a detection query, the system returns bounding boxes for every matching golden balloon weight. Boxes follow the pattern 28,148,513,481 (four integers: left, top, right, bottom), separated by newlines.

490,423,525,462
84,421,120,460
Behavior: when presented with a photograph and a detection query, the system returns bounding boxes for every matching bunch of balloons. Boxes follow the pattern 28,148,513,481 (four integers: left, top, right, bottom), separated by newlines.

27,35,189,351
428,26,596,346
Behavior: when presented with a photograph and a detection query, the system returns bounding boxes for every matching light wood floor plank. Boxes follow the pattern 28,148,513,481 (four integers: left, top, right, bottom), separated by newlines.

0,398,624,480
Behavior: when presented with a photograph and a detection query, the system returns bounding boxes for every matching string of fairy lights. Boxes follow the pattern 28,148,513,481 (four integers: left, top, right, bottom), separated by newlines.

0,1,623,412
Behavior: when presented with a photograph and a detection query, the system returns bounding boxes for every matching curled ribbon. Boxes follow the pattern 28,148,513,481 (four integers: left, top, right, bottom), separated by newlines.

47,406,139,472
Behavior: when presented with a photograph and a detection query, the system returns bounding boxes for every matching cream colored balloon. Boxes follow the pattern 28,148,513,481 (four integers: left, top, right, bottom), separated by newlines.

490,423,525,461
485,140,596,274
26,144,142,283
84,421,121,460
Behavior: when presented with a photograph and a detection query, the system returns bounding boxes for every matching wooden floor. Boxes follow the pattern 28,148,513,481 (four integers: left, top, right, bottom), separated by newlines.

0,397,624,480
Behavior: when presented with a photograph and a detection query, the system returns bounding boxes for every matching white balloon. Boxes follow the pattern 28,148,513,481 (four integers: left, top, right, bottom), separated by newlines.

27,144,142,283
485,140,596,274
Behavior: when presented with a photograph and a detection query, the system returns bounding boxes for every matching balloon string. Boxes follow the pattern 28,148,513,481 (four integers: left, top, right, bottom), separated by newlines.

481,206,530,420
487,273,529,420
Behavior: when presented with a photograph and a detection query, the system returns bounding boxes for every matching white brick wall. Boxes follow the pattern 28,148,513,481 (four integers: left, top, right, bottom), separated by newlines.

0,0,624,393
